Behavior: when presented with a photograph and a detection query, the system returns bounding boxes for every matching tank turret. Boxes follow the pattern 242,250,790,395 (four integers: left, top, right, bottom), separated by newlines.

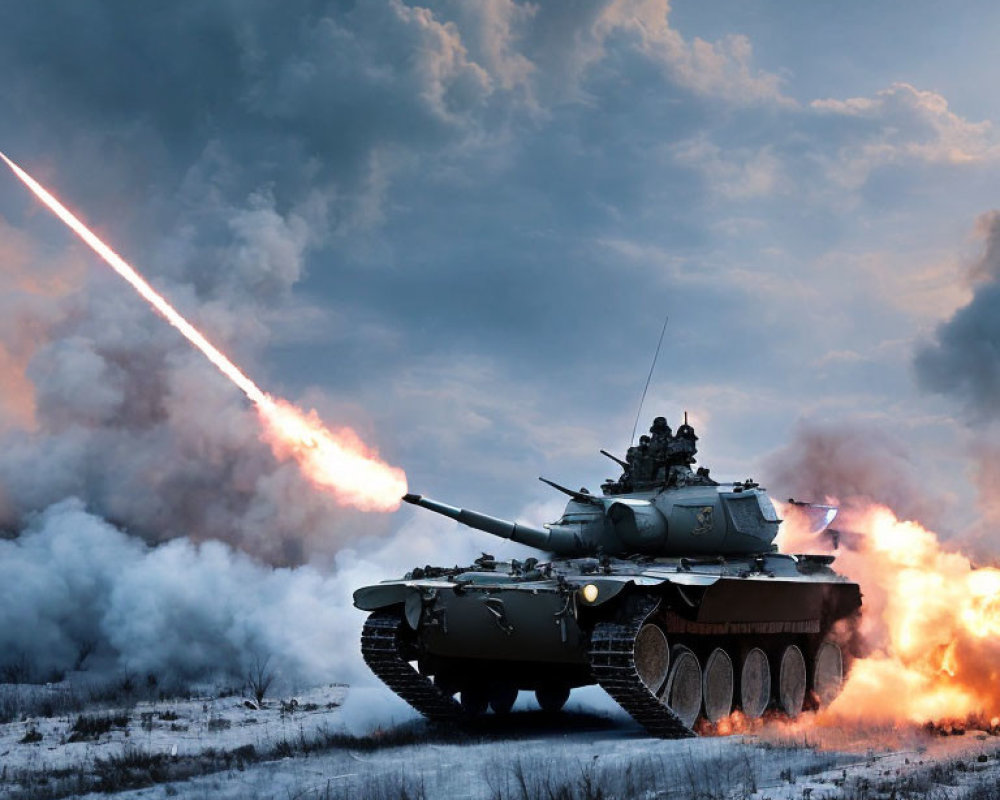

404,478,781,557
403,415,782,557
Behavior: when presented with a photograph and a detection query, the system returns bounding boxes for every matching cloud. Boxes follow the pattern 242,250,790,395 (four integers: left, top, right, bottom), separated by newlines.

435,0,537,95
2,6,990,556
671,137,784,199
811,248,970,323
675,80,1000,204
243,2,495,133
598,0,792,106
810,83,999,188
523,0,792,107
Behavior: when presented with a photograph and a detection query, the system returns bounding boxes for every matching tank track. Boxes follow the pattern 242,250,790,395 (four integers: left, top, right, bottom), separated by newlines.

588,596,696,739
361,609,463,721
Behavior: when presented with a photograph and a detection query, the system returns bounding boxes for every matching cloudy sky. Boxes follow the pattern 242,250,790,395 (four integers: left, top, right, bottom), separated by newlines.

3,0,1000,575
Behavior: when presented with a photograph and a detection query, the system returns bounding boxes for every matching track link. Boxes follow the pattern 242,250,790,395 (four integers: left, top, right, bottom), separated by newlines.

589,596,696,739
361,609,463,721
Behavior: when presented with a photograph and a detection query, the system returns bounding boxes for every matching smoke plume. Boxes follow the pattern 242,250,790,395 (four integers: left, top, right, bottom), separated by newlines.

913,209,1000,548
763,419,944,533
0,497,495,690
1,499,350,687
916,210,1000,421
0,198,399,567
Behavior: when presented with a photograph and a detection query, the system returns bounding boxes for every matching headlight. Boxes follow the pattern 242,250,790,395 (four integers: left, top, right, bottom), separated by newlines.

580,584,599,603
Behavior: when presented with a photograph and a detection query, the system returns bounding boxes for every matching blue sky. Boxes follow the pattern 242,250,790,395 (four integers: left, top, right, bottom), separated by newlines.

2,0,999,565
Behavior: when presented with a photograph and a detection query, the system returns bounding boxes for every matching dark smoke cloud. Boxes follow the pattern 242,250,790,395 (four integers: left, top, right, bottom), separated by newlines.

915,210,1000,421
912,211,1000,557
762,419,945,532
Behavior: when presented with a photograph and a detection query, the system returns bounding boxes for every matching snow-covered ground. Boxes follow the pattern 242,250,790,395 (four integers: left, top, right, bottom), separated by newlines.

1,684,348,775
3,683,1000,799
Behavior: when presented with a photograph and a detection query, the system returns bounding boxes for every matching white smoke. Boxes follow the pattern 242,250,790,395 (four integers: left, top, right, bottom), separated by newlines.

0,495,531,689
0,498,357,687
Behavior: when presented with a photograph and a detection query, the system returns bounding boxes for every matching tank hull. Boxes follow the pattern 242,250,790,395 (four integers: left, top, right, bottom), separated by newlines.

354,553,861,735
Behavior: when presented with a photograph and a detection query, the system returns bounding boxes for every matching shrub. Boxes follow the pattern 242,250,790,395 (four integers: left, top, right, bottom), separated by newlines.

19,726,42,744
245,653,275,705
67,713,128,742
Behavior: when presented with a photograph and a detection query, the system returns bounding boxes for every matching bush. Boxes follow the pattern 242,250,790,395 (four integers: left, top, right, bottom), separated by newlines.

92,746,168,792
67,713,129,742
19,726,42,744
245,653,275,705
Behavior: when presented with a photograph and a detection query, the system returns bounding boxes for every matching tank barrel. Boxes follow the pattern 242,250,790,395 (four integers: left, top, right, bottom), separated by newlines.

402,493,553,551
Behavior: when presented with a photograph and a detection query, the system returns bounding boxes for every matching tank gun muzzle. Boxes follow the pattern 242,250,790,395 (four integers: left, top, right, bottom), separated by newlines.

402,493,585,555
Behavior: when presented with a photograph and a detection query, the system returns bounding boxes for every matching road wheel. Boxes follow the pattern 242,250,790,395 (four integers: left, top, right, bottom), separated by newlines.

702,647,734,723
778,644,806,718
739,647,770,719
489,684,518,715
661,645,702,728
460,687,489,716
812,640,844,707
634,623,671,694
535,685,571,713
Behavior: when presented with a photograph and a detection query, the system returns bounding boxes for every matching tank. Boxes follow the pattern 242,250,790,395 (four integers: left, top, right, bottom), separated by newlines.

353,415,861,737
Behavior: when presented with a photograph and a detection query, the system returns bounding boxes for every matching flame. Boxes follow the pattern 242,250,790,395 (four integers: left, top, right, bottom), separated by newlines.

779,500,1000,727
0,152,406,512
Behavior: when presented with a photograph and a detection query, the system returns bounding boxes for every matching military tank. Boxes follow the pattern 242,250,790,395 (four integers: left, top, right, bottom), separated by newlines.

353,415,861,737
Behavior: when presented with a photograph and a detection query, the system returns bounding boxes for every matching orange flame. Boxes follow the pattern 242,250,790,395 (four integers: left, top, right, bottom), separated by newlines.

0,152,406,512
779,501,1000,726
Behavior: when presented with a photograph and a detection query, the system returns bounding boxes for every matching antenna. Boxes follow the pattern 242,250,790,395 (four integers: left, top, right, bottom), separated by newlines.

629,313,669,446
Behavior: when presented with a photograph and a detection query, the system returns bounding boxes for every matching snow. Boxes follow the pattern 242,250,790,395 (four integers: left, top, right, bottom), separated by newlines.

3,683,1000,799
